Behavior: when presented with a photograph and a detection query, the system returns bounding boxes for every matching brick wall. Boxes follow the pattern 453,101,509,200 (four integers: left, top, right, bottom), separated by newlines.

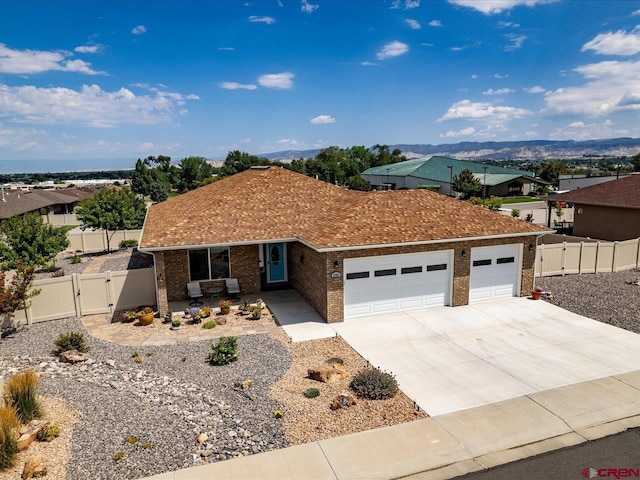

155,251,169,314
288,242,328,320
164,249,189,301
229,245,261,294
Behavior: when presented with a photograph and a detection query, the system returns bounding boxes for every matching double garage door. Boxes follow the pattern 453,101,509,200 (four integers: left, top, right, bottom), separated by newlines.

343,244,522,319
344,251,453,319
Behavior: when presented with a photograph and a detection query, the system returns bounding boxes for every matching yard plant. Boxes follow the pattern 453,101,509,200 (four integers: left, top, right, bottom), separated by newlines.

0,405,19,470
350,367,399,400
207,336,238,365
4,370,42,423
53,331,89,354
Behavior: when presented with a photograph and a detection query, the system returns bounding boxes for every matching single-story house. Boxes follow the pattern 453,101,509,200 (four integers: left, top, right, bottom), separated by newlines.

361,156,549,197
549,174,640,241
139,167,550,323
0,188,94,223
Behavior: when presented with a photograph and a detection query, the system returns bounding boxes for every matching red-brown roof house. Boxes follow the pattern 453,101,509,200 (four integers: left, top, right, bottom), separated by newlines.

550,174,640,241
140,167,550,322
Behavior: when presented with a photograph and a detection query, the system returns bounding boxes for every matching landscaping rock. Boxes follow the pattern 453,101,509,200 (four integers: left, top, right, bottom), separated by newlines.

21,456,42,479
17,425,41,451
59,350,88,364
308,363,347,383
197,432,208,444
234,379,253,390
330,393,357,410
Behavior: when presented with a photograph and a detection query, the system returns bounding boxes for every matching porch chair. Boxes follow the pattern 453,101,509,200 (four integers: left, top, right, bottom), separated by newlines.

225,278,241,297
187,281,204,306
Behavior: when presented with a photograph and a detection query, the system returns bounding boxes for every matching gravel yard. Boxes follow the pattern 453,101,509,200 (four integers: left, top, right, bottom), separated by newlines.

536,269,640,333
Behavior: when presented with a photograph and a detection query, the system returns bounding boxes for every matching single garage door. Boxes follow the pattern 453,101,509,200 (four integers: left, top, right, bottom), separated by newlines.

344,250,452,319
469,244,521,303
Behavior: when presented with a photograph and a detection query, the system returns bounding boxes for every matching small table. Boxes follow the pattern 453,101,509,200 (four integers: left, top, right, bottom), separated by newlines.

204,286,224,304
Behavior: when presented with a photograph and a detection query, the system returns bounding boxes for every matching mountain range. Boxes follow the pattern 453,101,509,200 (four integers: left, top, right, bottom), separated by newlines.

258,137,640,162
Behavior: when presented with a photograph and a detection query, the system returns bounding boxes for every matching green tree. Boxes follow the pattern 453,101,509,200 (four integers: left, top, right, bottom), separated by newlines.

632,152,640,172
131,157,173,201
75,189,146,252
219,151,270,177
0,263,40,331
537,161,567,188
452,169,482,199
178,156,214,191
0,213,70,269
346,175,372,191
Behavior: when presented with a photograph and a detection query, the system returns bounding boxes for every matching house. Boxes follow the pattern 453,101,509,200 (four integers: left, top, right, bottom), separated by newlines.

361,156,548,197
0,187,94,225
558,173,629,191
549,174,640,241
139,167,551,323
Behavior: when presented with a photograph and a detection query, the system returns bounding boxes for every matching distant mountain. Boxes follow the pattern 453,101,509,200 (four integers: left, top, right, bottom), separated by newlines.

258,138,640,162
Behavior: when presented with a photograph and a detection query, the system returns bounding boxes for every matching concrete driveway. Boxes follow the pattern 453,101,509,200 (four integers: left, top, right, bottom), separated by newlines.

331,298,640,416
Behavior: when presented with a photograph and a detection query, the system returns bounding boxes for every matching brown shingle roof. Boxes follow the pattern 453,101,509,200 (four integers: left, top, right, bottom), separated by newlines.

140,167,548,250
550,174,640,210
0,188,94,220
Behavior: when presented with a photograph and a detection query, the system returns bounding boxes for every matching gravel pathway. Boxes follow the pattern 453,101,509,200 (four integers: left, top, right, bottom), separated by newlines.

0,317,291,479
536,269,640,333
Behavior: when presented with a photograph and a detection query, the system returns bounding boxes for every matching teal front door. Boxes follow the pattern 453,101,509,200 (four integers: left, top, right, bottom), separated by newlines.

267,243,287,283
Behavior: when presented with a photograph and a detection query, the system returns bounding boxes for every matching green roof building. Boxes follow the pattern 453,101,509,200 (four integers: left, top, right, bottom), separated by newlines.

361,156,548,197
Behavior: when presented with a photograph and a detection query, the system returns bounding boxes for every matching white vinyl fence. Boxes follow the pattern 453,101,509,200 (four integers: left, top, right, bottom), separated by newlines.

535,237,640,277
11,268,156,326
67,229,143,253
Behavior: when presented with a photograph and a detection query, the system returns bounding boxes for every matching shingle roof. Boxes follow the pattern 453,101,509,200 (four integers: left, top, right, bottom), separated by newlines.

141,167,547,251
0,188,93,220
550,174,640,210
362,156,534,183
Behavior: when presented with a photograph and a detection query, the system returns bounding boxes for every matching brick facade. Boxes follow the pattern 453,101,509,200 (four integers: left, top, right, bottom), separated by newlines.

229,245,261,295
288,242,328,321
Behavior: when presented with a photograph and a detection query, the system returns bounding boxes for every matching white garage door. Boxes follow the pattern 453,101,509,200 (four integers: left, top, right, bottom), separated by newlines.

344,250,452,319
469,244,521,303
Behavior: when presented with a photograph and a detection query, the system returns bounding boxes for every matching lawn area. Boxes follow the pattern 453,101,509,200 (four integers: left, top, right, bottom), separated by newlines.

500,197,541,204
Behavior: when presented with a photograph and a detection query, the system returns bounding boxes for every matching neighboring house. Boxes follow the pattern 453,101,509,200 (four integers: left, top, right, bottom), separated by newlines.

558,173,629,191
549,174,640,241
361,156,548,197
140,167,550,323
0,188,94,225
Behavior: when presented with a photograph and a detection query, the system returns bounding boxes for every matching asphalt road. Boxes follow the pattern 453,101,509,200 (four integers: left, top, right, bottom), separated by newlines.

455,429,640,480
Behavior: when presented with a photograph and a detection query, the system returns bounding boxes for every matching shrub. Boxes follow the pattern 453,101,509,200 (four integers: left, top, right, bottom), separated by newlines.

202,321,216,329
53,331,89,354
207,336,238,366
0,405,19,470
37,424,61,442
485,196,502,211
118,239,138,249
70,253,81,264
326,357,344,365
303,388,320,399
511,208,521,218
4,370,42,422
350,367,398,400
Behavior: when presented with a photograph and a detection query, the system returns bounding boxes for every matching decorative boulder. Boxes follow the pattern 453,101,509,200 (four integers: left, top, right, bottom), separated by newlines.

59,350,88,364
330,393,357,410
308,363,347,383
17,425,42,451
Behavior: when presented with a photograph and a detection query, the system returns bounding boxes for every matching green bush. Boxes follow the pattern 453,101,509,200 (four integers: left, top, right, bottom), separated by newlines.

207,336,238,365
53,331,89,354
202,321,216,329
37,424,61,442
326,357,344,365
118,239,139,249
485,195,502,211
511,208,521,218
303,387,320,398
70,253,82,264
350,367,399,400
4,370,42,423
0,405,19,470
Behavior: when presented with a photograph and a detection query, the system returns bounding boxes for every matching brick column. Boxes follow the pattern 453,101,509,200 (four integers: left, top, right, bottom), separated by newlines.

154,251,169,314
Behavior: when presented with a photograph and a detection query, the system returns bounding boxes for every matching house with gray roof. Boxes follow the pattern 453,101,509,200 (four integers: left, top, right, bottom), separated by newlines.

0,188,94,225
361,156,548,197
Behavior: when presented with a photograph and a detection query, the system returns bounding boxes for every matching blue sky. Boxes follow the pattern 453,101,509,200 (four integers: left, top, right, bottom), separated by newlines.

1,0,640,171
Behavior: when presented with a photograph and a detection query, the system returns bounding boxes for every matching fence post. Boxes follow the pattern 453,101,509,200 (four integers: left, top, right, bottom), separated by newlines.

81,231,86,253
636,238,640,269
24,305,32,326
71,273,82,317
561,240,567,276
106,271,114,314
612,241,619,273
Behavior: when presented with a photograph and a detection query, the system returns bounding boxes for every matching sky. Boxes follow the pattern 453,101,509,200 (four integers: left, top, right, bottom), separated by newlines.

2,0,640,172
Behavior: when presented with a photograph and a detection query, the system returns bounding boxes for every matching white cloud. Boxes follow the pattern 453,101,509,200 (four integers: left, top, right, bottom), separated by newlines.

249,15,276,24
438,99,532,122
633,9,640,16
543,59,640,116
582,30,640,56
440,127,476,138
549,119,629,140
0,83,199,127
505,33,527,51
450,47,463,52
0,43,104,75
361,61,380,66
482,88,514,95
310,115,335,124
218,81,258,90
258,72,294,89
405,19,421,30
420,43,434,47
377,41,409,60
74,45,102,54
301,0,319,13
525,85,546,93
494,73,509,78
391,0,420,9
447,0,555,15
471,73,479,79
218,47,235,51
428,20,443,27
498,21,520,28
132,25,147,35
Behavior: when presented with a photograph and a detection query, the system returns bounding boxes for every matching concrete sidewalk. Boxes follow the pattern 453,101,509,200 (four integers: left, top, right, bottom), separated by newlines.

142,370,640,480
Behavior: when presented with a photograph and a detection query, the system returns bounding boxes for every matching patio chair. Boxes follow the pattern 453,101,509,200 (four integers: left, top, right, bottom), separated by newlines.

187,281,204,306
225,278,241,297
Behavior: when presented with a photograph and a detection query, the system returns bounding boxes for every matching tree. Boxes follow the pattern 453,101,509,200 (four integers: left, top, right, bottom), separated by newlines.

0,262,40,332
178,156,214,192
452,169,482,199
75,188,146,252
346,175,372,191
537,161,567,188
0,213,70,269
131,157,173,202
219,151,270,177
632,152,640,172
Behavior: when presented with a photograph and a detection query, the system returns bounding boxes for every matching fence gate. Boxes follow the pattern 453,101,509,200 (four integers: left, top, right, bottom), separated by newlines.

76,273,112,316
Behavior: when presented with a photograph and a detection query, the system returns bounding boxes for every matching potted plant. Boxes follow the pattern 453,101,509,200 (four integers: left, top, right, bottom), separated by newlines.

239,299,251,315
171,318,181,330
250,299,263,320
137,307,155,326
122,310,137,323
531,287,542,300
163,310,173,324
218,299,232,315
183,307,192,320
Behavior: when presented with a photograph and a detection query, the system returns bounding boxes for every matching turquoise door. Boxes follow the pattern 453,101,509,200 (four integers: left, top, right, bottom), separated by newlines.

267,243,287,283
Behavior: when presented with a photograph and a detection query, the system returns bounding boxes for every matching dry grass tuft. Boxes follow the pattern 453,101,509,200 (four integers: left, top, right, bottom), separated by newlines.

4,370,42,423
0,405,20,470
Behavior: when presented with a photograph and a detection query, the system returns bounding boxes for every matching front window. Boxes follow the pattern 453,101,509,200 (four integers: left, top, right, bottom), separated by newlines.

189,247,230,281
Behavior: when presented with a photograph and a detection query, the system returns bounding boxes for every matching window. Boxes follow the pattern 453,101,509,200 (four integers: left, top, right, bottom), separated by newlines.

426,263,447,272
497,257,515,264
346,271,369,280
472,259,492,267
374,269,396,277
189,247,230,281
401,266,422,274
